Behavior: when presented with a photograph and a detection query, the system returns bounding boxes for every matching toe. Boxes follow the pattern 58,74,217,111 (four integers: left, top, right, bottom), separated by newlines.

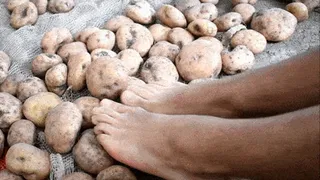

94,123,116,135
100,99,131,113
92,106,120,117
121,90,148,107
127,84,155,99
92,114,116,125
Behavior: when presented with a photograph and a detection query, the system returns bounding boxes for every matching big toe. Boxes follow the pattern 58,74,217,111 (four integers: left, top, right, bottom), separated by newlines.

121,90,147,107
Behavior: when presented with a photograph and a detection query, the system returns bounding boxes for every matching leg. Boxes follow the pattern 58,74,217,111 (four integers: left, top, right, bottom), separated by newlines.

92,99,319,180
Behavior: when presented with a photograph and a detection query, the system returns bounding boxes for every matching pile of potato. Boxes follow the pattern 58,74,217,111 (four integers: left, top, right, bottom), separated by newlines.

0,0,311,179
7,0,75,29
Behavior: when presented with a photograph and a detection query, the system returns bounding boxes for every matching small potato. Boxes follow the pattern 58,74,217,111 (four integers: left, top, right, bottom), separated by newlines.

57,42,87,63
0,74,24,96
67,52,91,91
7,120,36,146
30,0,48,15
175,42,222,81
73,129,114,174
0,51,11,84
286,2,309,22
157,5,187,28
232,0,257,6
231,29,267,54
22,92,62,127
45,102,82,153
295,0,320,11
0,93,22,129
45,63,67,92
86,58,129,100
221,45,255,74
104,15,134,32
140,56,179,83
167,27,194,48
7,0,29,11
87,29,116,52
148,24,171,42
48,0,75,13
149,41,180,62
125,0,155,24
17,77,48,102
10,2,38,29
0,129,3,157
32,53,63,77
6,143,50,180
91,49,117,61
197,37,223,52
62,172,94,180
233,3,255,24
173,0,201,12
41,28,73,54
214,12,243,32
117,49,143,76
75,27,100,44
200,0,219,4
116,23,153,57
188,19,218,37
251,8,297,42
96,165,137,180
74,96,100,129
0,169,24,180
184,3,218,23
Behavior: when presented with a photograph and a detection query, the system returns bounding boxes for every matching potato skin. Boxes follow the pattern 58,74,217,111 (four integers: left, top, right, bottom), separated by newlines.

233,3,255,24
7,120,36,146
10,2,38,29
41,28,73,54
188,19,217,37
23,92,62,127
74,96,100,129
6,143,50,180
67,52,91,91
148,24,171,42
57,42,87,63
62,172,94,180
0,92,22,129
45,63,67,87
149,41,180,62
167,27,194,48
32,53,63,77
117,49,143,76
184,3,218,23
157,5,187,28
214,12,243,32
0,169,24,180
87,30,116,52
286,2,309,22
104,15,134,32
96,165,137,180
75,27,100,44
125,0,155,25
231,29,267,54
0,51,11,84
0,129,4,157
73,129,114,174
17,77,48,102
45,102,82,153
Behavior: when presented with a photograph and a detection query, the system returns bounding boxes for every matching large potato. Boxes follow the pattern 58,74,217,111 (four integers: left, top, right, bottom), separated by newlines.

0,73,24,96
57,42,87,63
67,52,91,91
7,120,36,146
125,0,155,24
41,28,73,54
45,102,82,153
6,143,50,180
96,165,137,180
214,12,243,32
0,51,11,84
231,29,267,54
148,24,171,42
157,4,187,28
62,172,94,180
167,27,194,48
17,77,48,102
0,169,24,180
0,93,22,129
73,129,114,174
22,92,62,127
184,3,218,22
104,15,134,32
31,53,63,77
149,41,180,62
117,49,143,76
74,96,100,129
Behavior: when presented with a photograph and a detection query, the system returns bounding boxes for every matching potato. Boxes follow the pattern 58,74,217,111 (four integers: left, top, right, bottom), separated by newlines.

48,0,75,13
148,24,171,42
221,24,247,47
86,58,129,100
197,37,223,52
30,0,48,15
7,0,29,11
45,63,67,96
74,96,99,129
157,4,187,28
0,169,24,180
251,8,298,42
87,29,116,52
295,0,320,11
41,28,73,54
214,12,243,32
47,85,67,96
62,172,94,180
231,29,267,54
140,56,179,83
17,77,48,102
125,0,155,25
117,49,143,76
67,52,91,91
96,165,137,180
286,2,309,22
45,102,82,153
184,3,218,23
149,41,180,62
167,27,194,48
116,23,153,57
175,42,222,81
0,51,11,84
0,93,22,129
73,129,114,174
0,74,24,96
188,19,217,37
173,0,201,12
91,49,117,61
200,0,219,4
232,0,257,6
6,143,50,180
10,2,38,29
233,3,255,24
221,45,255,75
0,129,4,157
7,120,36,146
22,92,62,127
75,27,100,44
57,42,87,63
104,15,134,32
32,53,63,77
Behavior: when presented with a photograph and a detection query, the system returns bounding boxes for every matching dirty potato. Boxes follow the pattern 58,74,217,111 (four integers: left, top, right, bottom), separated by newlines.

231,29,267,54
57,42,87,63
48,0,75,13
32,53,63,77
96,165,137,180
173,0,201,12
0,169,24,180
41,28,73,54
148,24,171,42
214,12,243,32
295,0,320,11
22,92,62,127
87,29,116,52
157,5,187,28
17,77,48,102
233,3,255,24
7,0,29,11
7,120,36,146
184,3,218,22
6,143,50,180
188,19,217,37
221,24,247,47
74,96,100,129
286,2,309,22
10,2,38,29
167,27,194,48
117,49,143,76
75,27,100,44
0,74,24,96
149,41,180,62
232,0,257,6
62,172,94,180
104,15,134,32
30,0,48,14
197,37,223,52
125,0,155,24
0,93,22,129
0,51,11,84
45,63,67,95
91,49,117,61
67,52,91,91
45,102,82,153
